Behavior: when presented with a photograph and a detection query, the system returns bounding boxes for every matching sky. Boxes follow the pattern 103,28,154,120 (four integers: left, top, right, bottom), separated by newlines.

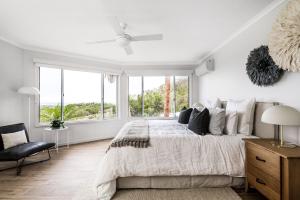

40,67,116,105
40,67,188,105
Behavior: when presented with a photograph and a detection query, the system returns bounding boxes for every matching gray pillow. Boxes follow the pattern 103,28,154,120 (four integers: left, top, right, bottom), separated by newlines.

209,108,225,135
224,112,238,135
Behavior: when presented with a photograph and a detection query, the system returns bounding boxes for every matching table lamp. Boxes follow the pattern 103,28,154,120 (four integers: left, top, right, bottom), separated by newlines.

261,105,300,148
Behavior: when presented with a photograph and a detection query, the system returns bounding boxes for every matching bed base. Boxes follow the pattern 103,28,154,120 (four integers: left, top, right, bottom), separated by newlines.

117,175,244,189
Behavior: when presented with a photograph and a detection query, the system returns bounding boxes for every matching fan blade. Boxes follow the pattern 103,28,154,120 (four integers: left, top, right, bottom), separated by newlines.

131,34,163,41
86,39,115,44
108,16,125,35
123,45,133,55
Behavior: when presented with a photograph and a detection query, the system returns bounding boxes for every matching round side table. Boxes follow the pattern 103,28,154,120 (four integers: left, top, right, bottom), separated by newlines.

43,126,69,152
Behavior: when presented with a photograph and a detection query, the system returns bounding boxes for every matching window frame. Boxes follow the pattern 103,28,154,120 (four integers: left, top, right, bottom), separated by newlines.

37,66,120,126
128,75,190,119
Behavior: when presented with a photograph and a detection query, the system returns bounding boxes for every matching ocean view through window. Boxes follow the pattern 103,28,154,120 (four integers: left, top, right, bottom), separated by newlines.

39,66,119,123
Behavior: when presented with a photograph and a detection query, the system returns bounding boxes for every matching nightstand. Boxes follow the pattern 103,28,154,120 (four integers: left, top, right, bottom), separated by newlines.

244,139,300,200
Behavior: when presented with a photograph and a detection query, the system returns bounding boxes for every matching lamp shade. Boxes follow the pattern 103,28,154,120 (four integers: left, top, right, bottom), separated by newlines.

18,87,40,96
261,105,300,126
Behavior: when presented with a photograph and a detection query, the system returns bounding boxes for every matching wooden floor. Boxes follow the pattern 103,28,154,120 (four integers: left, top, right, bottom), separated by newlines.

0,140,266,200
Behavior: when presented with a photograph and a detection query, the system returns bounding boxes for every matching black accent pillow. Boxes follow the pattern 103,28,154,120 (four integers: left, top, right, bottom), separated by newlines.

188,108,210,135
178,108,193,124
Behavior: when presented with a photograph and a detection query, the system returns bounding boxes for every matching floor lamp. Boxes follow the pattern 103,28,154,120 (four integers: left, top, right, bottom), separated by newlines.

18,87,40,133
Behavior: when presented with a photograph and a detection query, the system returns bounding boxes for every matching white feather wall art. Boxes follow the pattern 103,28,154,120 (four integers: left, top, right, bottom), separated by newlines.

269,0,300,72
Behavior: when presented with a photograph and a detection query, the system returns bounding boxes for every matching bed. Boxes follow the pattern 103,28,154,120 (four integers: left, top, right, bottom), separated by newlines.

95,102,278,200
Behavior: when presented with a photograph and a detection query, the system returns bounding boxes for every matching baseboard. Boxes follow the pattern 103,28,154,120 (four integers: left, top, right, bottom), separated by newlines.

55,136,114,147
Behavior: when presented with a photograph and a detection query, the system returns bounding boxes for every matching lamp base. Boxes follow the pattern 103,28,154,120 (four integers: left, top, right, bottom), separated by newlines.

277,143,296,148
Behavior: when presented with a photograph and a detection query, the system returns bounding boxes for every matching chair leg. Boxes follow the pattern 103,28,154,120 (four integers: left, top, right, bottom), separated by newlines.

0,148,52,175
47,149,51,159
16,158,25,176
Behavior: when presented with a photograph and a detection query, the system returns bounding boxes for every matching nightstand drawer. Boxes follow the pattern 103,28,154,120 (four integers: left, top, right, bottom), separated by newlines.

248,172,280,200
247,164,280,193
246,142,280,180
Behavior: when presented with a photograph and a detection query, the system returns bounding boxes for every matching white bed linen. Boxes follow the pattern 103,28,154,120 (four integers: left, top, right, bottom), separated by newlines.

95,120,256,200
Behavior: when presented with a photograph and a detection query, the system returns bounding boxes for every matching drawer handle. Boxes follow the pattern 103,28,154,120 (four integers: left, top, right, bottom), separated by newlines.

255,156,266,163
256,178,266,185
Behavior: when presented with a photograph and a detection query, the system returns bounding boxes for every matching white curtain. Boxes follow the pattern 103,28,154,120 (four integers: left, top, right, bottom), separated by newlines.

105,74,117,83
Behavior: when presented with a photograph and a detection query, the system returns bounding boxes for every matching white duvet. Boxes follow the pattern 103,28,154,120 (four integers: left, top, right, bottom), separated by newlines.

95,120,256,200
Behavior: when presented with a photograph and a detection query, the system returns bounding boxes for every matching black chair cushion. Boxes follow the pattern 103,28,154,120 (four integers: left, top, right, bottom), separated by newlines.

0,123,29,151
0,142,55,161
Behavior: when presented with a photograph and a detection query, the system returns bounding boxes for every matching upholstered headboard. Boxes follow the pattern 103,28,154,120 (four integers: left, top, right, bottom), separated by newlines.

221,101,279,139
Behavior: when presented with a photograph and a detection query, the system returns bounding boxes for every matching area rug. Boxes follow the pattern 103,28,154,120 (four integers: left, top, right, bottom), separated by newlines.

112,188,241,200
74,187,241,200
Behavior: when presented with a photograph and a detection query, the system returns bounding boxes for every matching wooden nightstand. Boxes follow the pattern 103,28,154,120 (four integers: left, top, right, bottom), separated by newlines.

244,139,300,200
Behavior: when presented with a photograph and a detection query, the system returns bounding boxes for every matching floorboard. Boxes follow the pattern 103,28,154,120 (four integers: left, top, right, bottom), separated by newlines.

0,140,266,200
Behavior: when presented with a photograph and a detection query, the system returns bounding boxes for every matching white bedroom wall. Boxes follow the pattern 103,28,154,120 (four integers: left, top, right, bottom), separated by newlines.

0,38,198,146
21,50,198,145
0,40,24,126
22,50,127,144
198,1,300,144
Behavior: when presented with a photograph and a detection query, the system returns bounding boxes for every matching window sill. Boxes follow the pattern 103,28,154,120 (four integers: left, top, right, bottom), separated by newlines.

128,117,179,120
35,118,122,128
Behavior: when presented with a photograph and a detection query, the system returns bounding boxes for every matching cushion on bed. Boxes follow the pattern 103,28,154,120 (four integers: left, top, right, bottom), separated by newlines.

188,108,210,135
209,108,225,135
178,108,193,124
224,112,238,135
226,98,256,135
204,98,221,108
191,103,204,111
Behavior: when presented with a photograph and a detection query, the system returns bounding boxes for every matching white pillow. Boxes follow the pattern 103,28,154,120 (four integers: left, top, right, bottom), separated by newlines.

1,130,28,149
224,112,238,135
204,98,221,109
226,98,256,135
191,102,204,111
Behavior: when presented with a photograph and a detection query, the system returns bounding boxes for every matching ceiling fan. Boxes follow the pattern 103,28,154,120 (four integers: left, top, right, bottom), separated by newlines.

86,17,163,55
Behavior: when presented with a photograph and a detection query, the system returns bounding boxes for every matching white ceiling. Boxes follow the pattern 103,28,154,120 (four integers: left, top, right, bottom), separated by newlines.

0,0,273,64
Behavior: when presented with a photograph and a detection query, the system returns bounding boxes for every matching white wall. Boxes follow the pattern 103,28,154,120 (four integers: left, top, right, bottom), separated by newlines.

0,40,198,145
0,40,24,126
198,2,300,144
22,50,127,144
23,50,198,145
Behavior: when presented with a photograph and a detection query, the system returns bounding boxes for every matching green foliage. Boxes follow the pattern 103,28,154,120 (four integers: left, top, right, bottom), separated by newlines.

40,78,188,122
175,79,189,111
129,95,143,117
128,78,189,117
143,90,164,117
40,102,116,123
40,104,61,122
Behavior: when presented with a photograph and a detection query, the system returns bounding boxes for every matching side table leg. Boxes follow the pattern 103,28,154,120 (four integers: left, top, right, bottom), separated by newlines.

56,130,59,152
67,130,70,148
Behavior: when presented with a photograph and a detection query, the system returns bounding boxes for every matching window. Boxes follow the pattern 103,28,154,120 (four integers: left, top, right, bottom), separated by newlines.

128,76,143,117
104,74,118,119
39,66,119,123
64,70,102,121
128,76,189,118
175,76,189,116
39,67,62,123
